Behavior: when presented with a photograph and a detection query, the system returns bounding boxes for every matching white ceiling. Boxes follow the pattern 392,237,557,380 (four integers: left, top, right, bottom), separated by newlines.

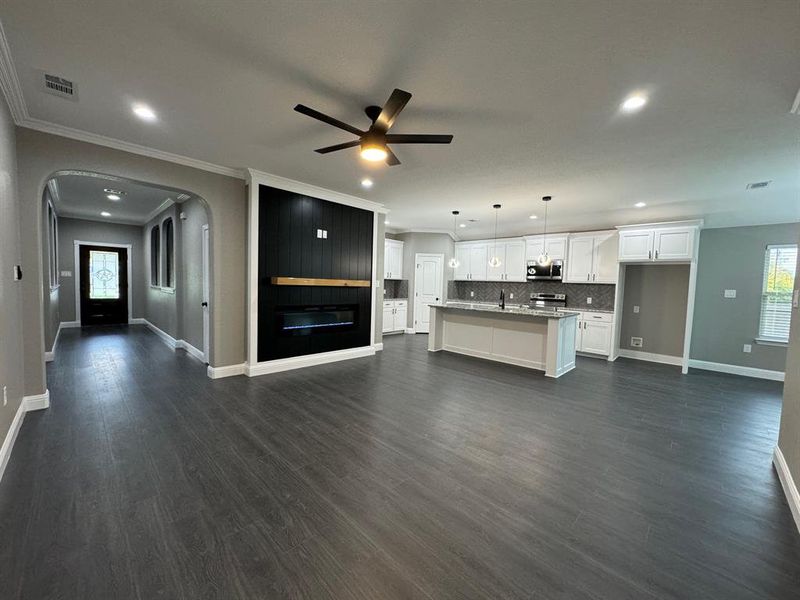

49,173,186,225
3,0,799,238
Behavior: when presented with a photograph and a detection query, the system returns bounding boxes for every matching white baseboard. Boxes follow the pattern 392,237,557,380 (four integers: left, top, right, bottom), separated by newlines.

688,359,785,382
176,339,205,362
618,349,682,366
405,328,415,334
143,319,178,349
774,446,800,534
60,320,81,328
0,389,50,484
374,343,384,351
246,346,375,377
128,317,147,325
207,363,246,379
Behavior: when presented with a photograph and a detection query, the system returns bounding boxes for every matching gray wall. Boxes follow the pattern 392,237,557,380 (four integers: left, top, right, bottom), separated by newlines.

393,232,455,328
179,198,208,352
778,248,800,503
15,128,246,396
691,223,799,371
143,204,181,339
57,217,146,323
0,93,26,455
620,264,689,357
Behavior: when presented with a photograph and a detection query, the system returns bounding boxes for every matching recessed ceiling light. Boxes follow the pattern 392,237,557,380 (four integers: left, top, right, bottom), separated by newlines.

132,103,157,122
100,211,111,217
529,214,538,219
459,223,466,228
106,193,121,201
361,178,373,188
634,202,647,208
621,93,648,113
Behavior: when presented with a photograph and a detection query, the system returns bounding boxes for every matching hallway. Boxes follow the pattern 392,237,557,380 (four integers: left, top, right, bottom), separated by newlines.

1,326,799,599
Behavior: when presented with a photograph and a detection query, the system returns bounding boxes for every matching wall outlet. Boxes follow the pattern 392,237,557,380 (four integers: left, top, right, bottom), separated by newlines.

586,297,592,305
743,344,752,353
509,293,514,299
724,289,737,299
60,270,72,277
470,291,474,298
633,305,640,314
630,337,643,348
3,385,7,407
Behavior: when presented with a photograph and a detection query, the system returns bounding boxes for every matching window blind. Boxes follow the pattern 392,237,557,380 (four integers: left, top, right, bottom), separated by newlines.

759,244,797,342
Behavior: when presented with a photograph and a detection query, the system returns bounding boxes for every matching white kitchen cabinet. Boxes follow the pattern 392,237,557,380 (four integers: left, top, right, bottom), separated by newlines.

524,234,567,261
453,241,490,281
617,222,700,263
384,239,404,279
486,239,526,282
654,227,695,261
574,311,614,356
565,231,618,284
382,299,407,333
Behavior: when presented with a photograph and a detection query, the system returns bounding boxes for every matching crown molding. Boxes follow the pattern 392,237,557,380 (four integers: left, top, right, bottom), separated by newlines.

246,168,387,214
143,198,175,224
0,19,28,123
390,227,459,241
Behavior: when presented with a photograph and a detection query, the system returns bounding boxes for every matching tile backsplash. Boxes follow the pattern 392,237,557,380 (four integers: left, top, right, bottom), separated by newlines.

447,280,615,311
384,279,409,299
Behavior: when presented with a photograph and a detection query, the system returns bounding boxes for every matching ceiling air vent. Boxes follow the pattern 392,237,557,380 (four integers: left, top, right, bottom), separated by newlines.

746,181,771,190
176,193,192,201
40,71,78,101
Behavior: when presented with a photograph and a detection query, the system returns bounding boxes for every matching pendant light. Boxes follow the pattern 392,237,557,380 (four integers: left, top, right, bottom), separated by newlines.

488,204,502,268
537,196,553,266
448,211,460,268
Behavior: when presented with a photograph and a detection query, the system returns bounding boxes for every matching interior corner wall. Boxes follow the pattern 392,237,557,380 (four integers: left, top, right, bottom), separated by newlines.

15,127,246,396
0,92,26,456
777,248,800,503
41,186,60,351
57,217,146,323
691,223,799,371
179,198,209,353
620,264,689,357
393,232,455,329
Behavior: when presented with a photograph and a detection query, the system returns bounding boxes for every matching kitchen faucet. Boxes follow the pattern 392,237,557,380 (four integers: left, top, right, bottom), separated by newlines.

499,288,505,310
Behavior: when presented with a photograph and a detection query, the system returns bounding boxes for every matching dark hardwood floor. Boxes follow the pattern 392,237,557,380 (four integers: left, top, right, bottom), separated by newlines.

1,326,799,599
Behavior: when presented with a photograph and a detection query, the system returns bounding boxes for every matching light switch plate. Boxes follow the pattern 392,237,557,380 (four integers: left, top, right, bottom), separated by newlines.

724,289,737,299
633,305,640,313
743,344,752,353
60,270,72,277
586,297,592,304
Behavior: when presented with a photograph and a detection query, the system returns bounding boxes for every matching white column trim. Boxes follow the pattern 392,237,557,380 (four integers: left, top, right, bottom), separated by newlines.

774,446,800,533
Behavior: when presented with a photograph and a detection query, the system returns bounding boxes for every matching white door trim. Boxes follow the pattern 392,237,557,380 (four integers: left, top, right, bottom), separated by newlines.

201,224,211,364
73,240,133,324
413,253,445,334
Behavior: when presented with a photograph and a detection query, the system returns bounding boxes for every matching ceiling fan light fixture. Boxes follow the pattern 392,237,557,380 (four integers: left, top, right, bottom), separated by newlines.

360,142,388,162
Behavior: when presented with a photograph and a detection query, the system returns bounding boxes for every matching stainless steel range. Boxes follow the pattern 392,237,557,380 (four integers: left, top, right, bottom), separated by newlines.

529,293,566,311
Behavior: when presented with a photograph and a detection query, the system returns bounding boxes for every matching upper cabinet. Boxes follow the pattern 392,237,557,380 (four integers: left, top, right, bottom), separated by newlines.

524,234,567,262
486,239,526,281
564,231,618,284
617,221,702,263
384,239,404,279
454,241,489,281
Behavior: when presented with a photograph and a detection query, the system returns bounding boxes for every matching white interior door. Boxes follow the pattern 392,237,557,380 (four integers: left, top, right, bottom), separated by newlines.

414,253,444,333
201,225,210,364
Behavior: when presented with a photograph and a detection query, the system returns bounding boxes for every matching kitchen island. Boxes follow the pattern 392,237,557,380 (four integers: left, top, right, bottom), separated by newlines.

428,302,579,378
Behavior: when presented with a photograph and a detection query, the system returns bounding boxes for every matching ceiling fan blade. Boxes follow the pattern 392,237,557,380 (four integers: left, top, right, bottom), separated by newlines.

385,134,453,144
294,104,364,136
385,147,401,166
314,140,361,154
374,89,412,132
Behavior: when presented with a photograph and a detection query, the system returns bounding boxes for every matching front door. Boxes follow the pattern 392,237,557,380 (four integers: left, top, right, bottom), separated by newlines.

414,253,444,334
79,245,128,326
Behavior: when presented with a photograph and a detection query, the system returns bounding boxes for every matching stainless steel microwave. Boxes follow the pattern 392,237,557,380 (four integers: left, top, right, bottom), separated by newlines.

526,259,563,281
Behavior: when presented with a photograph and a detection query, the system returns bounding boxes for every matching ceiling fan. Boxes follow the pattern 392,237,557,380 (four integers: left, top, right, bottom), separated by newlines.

293,88,453,166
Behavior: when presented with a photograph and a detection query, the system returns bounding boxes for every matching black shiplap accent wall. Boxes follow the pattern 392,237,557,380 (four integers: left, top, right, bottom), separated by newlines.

258,185,373,361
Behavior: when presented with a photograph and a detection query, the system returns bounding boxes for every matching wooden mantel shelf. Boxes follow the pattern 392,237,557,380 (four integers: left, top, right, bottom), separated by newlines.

270,277,370,288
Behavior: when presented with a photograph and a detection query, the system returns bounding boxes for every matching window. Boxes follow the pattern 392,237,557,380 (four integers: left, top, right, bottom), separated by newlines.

150,224,160,286
47,201,58,288
162,217,174,288
88,250,120,299
758,244,798,343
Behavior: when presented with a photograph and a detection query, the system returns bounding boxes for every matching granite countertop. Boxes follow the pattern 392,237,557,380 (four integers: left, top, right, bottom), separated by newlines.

434,302,579,319
570,307,615,313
